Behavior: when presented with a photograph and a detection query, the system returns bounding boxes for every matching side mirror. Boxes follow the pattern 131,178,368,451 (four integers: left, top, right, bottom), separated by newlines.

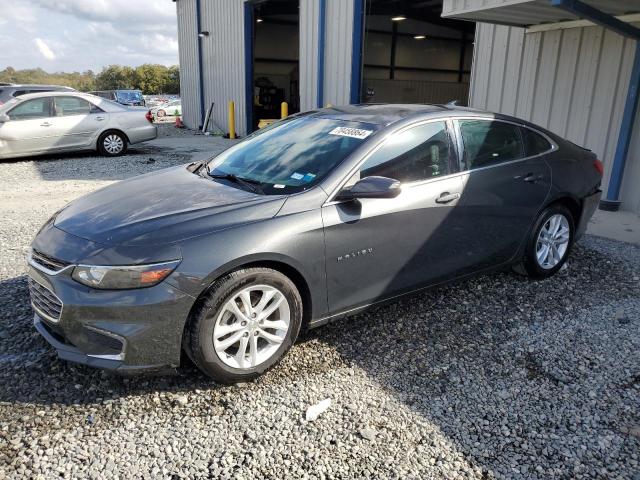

336,176,401,201
0,113,9,123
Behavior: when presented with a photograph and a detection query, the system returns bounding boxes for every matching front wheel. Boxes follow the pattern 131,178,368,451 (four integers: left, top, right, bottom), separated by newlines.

520,204,574,279
97,131,128,157
185,268,303,383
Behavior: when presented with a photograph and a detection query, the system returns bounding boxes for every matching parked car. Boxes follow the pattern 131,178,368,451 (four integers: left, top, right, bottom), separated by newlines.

151,100,182,118
0,91,157,159
0,84,75,106
89,89,146,107
28,104,602,383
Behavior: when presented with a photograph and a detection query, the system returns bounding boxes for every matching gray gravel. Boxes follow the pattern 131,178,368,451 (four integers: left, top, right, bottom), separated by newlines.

1,128,639,479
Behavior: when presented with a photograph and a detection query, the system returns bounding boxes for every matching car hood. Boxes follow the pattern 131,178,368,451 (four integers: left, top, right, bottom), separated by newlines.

54,165,287,246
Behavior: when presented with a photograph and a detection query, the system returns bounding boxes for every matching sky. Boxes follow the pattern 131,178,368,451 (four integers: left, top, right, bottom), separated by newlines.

0,0,179,73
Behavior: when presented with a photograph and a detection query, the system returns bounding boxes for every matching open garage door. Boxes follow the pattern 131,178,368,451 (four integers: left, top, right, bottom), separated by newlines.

361,0,475,105
249,0,300,131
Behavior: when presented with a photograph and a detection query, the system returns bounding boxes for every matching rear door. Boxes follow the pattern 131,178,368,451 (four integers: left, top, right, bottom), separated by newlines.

52,96,107,149
0,97,56,156
447,118,552,273
322,120,465,313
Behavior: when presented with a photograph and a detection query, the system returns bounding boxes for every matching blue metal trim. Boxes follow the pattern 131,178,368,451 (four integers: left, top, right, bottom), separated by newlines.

244,2,254,134
316,0,327,108
606,41,640,202
195,0,206,127
350,0,365,104
550,0,640,39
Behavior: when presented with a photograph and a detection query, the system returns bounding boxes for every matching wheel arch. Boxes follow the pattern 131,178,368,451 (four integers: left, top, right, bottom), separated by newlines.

545,194,582,228
184,257,314,341
97,128,130,150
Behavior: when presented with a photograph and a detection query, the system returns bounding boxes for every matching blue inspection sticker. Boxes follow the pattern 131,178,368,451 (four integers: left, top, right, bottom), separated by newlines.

290,172,304,180
302,173,316,182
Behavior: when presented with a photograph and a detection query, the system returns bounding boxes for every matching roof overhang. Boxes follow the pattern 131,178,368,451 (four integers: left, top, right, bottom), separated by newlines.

442,0,640,29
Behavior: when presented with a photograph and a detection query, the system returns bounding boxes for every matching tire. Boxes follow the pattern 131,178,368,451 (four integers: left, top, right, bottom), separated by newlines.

97,130,128,157
520,204,575,279
156,109,166,117
185,268,303,383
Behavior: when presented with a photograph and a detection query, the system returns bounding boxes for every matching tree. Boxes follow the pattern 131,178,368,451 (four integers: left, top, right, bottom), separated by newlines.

95,65,135,90
164,65,180,94
133,64,168,94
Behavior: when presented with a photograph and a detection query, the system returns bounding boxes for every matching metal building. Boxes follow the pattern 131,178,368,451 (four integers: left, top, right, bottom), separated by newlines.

175,0,640,213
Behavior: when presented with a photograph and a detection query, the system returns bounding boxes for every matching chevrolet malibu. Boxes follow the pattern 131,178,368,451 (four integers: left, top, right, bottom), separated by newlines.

28,104,602,383
0,91,156,159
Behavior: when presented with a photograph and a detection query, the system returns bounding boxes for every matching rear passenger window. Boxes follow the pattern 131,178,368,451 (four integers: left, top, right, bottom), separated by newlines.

358,121,454,183
459,120,525,170
54,96,91,116
522,127,552,156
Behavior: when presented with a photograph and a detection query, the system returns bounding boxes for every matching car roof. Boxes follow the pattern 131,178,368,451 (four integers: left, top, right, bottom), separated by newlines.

3,84,74,90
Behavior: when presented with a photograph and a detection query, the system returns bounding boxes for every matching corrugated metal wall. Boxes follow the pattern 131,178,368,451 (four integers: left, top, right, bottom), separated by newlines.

199,0,247,136
176,0,200,129
324,0,355,106
470,22,640,213
300,0,320,111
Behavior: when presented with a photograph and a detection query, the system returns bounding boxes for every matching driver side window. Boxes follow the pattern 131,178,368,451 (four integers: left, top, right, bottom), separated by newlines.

354,121,454,185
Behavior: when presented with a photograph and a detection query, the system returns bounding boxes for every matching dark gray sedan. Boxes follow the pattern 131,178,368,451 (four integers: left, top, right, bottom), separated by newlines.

28,104,602,383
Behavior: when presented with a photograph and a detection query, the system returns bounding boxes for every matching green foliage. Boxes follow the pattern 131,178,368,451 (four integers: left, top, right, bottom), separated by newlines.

0,64,180,95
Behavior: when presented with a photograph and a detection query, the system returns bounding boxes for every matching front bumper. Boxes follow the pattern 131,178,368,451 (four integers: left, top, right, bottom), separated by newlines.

29,260,195,374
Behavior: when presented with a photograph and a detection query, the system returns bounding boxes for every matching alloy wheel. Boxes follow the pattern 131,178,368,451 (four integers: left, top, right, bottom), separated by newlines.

213,284,290,369
535,213,570,269
103,134,124,154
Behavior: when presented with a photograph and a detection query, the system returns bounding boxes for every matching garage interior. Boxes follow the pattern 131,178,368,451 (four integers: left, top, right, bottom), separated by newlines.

250,0,300,129
361,0,476,105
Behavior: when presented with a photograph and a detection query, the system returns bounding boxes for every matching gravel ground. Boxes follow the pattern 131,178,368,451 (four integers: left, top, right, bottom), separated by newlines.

1,128,639,479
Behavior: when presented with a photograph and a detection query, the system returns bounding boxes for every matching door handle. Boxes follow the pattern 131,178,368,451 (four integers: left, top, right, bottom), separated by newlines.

435,192,460,204
96,116,105,121
40,122,52,127
521,172,543,183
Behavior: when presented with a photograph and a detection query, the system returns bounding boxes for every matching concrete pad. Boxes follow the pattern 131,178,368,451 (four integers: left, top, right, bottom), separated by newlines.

587,209,640,245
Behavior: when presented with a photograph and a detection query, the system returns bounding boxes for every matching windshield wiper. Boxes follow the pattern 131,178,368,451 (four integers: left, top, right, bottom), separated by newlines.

209,173,264,194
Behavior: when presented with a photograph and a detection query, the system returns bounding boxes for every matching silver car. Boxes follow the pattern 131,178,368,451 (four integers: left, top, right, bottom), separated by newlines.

0,92,157,159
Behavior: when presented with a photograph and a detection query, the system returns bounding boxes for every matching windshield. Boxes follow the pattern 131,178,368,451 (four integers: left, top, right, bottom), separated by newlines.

116,90,143,103
207,117,379,195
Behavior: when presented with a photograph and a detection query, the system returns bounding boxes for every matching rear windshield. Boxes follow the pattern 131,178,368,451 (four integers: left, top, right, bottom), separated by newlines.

207,117,379,195
116,91,143,103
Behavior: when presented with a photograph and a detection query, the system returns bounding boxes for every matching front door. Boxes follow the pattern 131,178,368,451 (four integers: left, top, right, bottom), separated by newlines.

322,120,464,314
0,97,56,156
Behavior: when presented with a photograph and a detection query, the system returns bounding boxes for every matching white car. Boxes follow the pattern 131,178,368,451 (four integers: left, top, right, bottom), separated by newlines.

0,91,157,159
151,100,182,118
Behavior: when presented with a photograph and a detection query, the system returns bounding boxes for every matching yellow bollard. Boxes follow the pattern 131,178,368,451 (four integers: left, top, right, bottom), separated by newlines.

281,102,288,119
228,101,236,139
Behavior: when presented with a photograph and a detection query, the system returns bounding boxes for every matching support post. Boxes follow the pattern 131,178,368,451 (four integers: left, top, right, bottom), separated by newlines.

244,2,254,135
317,0,326,108
390,22,397,80
281,102,289,119
600,41,640,211
228,101,236,139
195,0,206,128
350,0,365,104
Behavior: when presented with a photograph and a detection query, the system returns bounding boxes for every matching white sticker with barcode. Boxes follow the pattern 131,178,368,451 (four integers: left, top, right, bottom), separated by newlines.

329,127,373,139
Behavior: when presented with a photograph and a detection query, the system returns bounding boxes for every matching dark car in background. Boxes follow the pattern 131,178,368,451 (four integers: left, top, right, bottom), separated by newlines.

89,89,146,107
0,83,75,106
27,104,602,383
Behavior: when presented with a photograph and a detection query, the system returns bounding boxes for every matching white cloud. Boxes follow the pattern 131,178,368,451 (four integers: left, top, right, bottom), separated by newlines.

34,38,56,60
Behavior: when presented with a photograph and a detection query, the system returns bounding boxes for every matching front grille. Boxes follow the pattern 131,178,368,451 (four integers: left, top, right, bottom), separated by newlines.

28,277,63,322
30,249,70,272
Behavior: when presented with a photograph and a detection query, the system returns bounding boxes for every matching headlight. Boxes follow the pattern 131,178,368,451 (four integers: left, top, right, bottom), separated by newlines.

72,260,180,289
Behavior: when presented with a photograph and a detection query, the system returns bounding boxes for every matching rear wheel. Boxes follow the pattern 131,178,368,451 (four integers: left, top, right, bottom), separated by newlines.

156,109,166,117
185,268,302,383
520,204,574,279
97,131,127,157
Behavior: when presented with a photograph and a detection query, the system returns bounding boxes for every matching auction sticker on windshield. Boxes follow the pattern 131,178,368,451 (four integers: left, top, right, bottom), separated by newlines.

329,127,373,139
